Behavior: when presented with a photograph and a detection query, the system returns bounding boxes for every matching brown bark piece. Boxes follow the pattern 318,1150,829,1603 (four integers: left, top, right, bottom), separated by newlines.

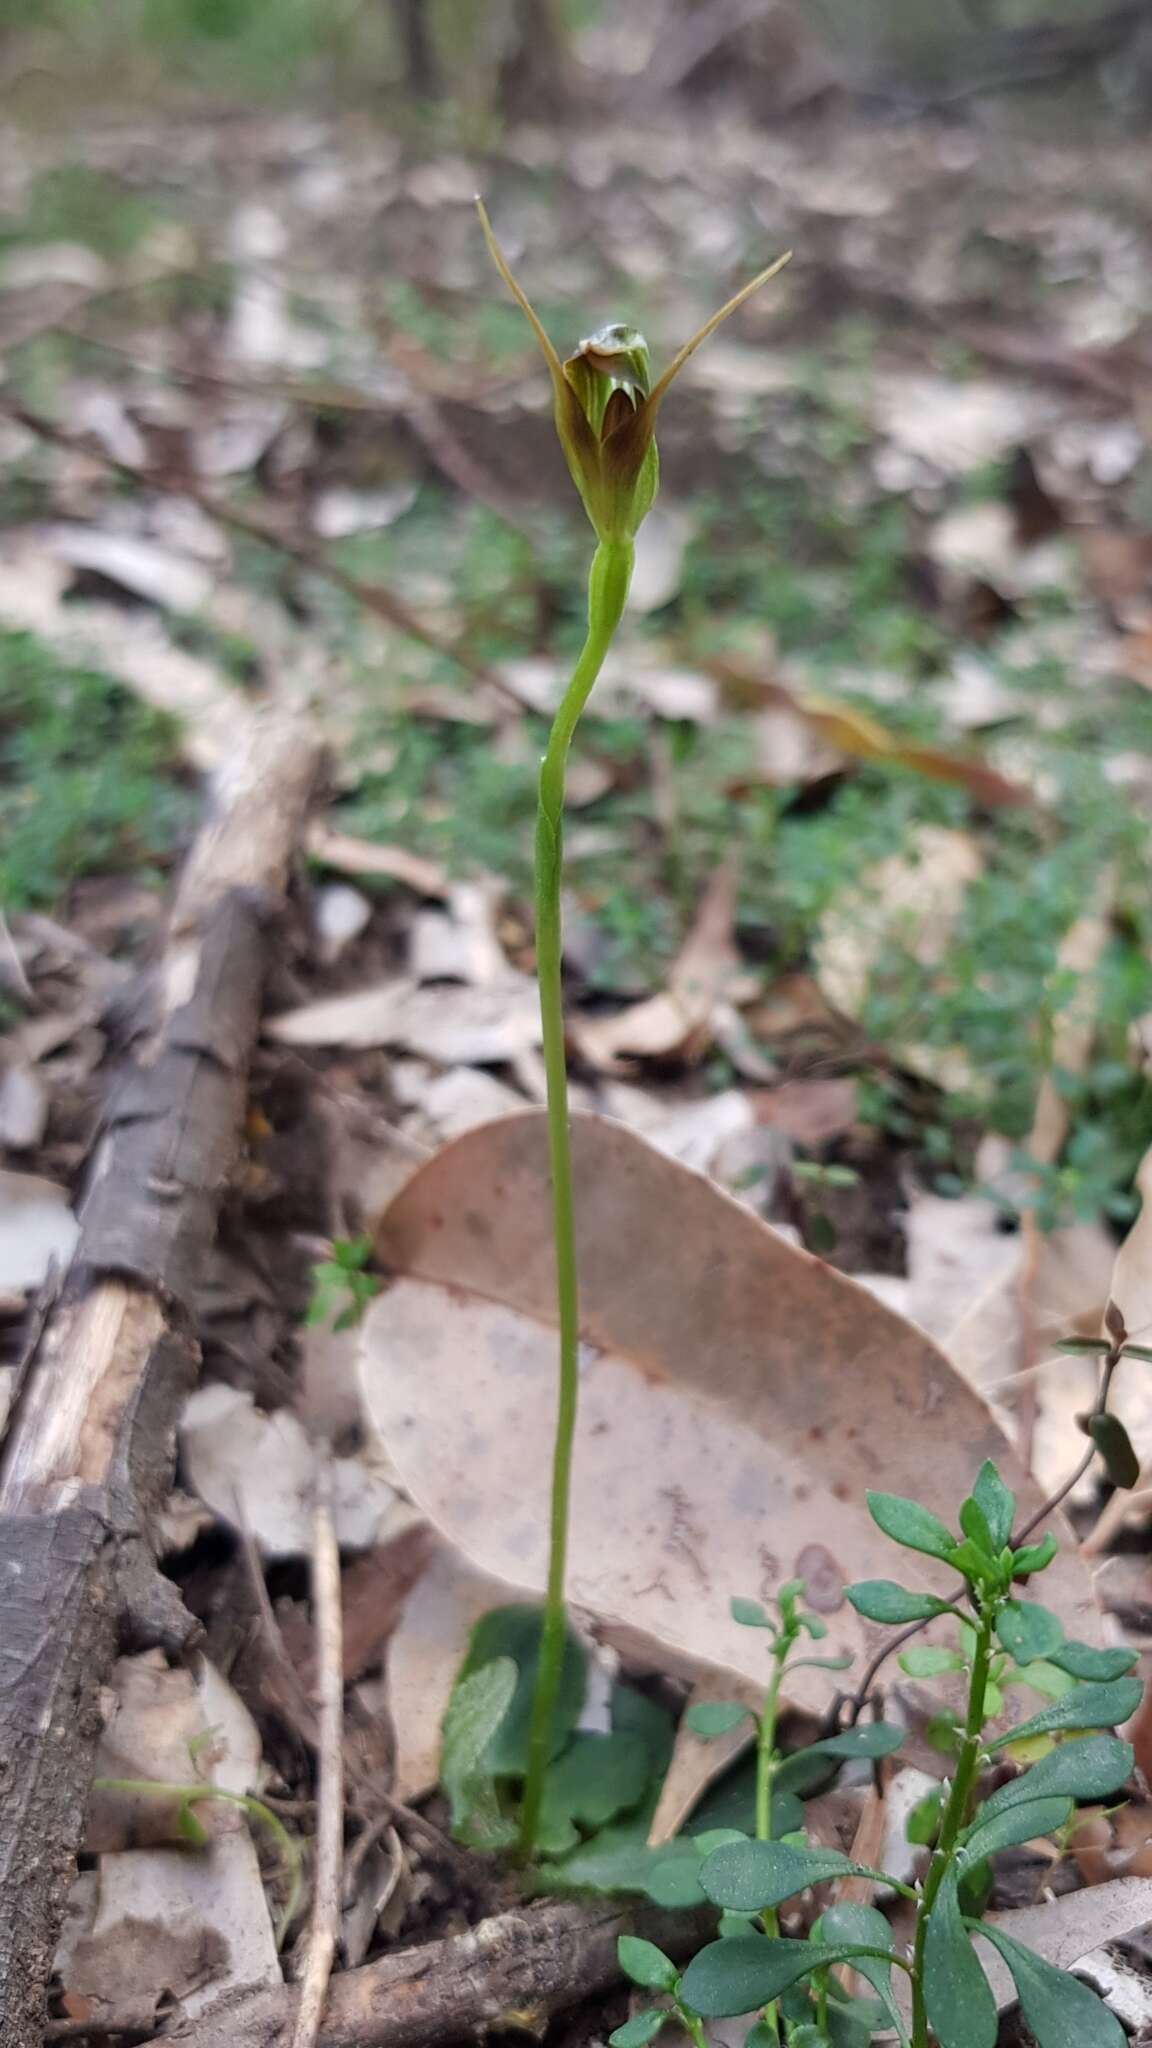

0,707,320,2047
170,1901,707,2048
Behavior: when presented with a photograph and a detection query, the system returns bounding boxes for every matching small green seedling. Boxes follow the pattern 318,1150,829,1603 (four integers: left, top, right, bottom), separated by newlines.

305,1234,380,1332
91,1777,303,1945
673,1462,1138,2048
477,201,790,1855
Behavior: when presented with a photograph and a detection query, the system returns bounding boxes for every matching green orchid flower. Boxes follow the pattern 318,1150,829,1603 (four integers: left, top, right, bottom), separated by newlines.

478,200,790,543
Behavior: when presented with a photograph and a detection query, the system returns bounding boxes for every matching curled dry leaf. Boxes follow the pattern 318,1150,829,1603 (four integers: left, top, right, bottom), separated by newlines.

267,976,540,1064
571,864,742,1072
359,1112,1098,1719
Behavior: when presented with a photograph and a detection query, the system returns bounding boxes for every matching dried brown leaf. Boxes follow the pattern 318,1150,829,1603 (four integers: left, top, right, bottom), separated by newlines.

359,1112,1099,1716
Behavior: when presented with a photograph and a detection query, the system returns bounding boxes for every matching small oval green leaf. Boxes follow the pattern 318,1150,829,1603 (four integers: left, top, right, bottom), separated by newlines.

989,1677,1143,1751
1049,1642,1138,1683
996,1600,1065,1667
680,1939,896,2020
700,1840,892,1914
617,1937,678,1993
685,1702,752,1739
865,1491,956,1560
610,2011,667,2048
846,1580,951,1625
960,1795,1072,1862
976,1735,1133,1819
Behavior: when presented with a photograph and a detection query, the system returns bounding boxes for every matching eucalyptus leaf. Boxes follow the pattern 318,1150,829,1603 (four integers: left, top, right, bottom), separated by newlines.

996,1600,1064,1667
865,1492,956,1559
975,1923,1126,2047
618,1936,678,1993
681,1938,898,2019
846,1580,952,1625
989,1678,1143,1750
922,1866,997,2048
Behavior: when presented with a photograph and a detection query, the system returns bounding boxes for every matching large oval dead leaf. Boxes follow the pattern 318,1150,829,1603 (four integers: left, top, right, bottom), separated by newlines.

359,1113,1097,1710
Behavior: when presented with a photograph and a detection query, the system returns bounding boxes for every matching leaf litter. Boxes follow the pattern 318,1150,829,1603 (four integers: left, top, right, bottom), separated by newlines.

7,61,1152,2046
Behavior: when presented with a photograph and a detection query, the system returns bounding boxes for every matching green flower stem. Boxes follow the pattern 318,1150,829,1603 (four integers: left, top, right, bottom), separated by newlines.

755,1638,792,2045
909,1601,996,2048
518,536,634,1858
676,2001,710,2048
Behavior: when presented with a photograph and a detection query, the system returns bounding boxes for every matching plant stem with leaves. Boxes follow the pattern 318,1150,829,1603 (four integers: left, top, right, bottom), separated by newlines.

518,536,633,1853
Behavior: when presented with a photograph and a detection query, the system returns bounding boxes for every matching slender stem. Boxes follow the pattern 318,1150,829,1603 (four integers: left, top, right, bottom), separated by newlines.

755,1642,790,2045
909,1602,995,2048
676,2004,710,2048
1011,1346,1122,1547
518,537,634,1857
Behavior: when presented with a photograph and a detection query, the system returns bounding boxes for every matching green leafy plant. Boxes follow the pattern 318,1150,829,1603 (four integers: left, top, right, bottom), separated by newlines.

305,1234,380,1332
477,201,790,1854
671,1462,1139,2047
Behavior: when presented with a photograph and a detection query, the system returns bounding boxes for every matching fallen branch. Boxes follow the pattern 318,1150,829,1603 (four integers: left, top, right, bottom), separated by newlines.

170,1900,708,2048
0,706,321,2047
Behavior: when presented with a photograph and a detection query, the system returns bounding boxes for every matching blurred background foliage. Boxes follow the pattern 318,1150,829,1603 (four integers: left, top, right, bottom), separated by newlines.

2,0,1151,124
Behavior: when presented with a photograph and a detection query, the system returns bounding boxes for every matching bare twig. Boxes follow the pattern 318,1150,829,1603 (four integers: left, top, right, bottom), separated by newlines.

291,1497,345,2048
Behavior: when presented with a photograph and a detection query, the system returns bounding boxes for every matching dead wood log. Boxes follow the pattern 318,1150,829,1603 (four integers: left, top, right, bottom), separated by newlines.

0,707,321,2048
169,1900,709,2048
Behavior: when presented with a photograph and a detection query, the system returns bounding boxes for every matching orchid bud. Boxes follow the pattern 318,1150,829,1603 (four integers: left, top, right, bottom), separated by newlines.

477,200,790,546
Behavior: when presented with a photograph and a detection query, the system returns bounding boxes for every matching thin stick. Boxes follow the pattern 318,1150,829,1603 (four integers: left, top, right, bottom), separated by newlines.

292,1498,345,2048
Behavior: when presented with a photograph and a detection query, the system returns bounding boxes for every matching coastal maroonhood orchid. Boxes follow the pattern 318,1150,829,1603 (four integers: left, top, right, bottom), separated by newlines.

476,198,790,1856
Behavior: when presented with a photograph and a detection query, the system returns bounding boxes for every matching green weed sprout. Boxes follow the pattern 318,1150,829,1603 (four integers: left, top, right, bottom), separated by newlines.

478,200,790,1855
670,1463,1140,2048
91,1778,303,1945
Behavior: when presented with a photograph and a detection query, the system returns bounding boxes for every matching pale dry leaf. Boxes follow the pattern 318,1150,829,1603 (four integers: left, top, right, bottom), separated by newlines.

572,865,741,1072
58,1836,281,2024
48,524,214,614
409,881,518,988
359,1112,1099,1719
646,1668,761,1846
313,884,372,964
0,1169,79,1294
0,1062,48,1150
815,825,982,1026
1082,1144,1152,1555
384,1535,521,1800
0,544,244,771
180,1383,395,1555
268,978,541,1064
627,505,691,615
983,1880,1152,2010
872,373,1061,473
306,823,450,900
401,1065,526,1147
87,1652,261,1853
